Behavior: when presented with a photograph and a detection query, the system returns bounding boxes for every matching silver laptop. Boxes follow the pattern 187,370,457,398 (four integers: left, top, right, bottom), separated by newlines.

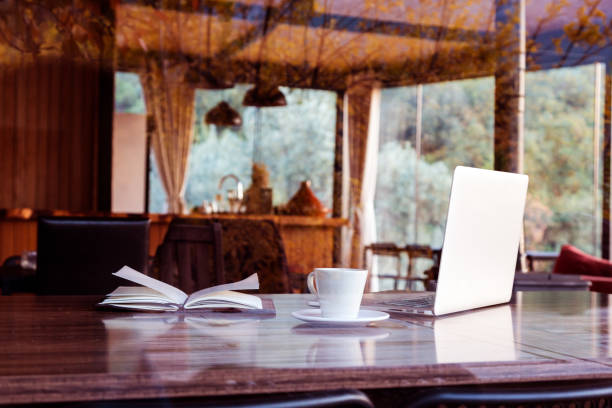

377,166,529,316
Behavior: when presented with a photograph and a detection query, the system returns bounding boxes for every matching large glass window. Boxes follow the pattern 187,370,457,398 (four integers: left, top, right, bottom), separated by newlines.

524,64,603,256
374,63,605,284
374,77,494,289
376,77,494,248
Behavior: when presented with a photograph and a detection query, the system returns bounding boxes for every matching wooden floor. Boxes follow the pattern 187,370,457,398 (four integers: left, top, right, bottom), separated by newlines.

2,291,612,405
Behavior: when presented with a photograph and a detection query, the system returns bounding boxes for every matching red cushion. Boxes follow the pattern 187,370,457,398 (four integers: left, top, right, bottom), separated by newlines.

553,244,612,277
581,276,612,293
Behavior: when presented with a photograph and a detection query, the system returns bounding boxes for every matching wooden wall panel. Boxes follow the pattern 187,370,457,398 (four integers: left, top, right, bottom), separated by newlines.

0,67,13,205
35,62,49,207
0,57,109,212
47,60,62,208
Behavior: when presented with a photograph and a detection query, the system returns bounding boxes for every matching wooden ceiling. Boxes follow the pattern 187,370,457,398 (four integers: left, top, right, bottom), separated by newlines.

0,1,607,90
115,0,500,89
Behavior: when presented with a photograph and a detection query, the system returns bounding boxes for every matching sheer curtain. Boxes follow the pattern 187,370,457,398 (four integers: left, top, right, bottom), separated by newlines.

140,59,195,214
346,80,381,272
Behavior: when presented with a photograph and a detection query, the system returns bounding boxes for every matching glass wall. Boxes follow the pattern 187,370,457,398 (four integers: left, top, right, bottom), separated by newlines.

374,77,494,289
524,64,604,256
374,63,605,285
376,77,494,248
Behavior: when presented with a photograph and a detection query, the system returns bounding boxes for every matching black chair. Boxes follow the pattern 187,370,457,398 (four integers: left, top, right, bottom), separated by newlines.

37,217,150,295
153,220,225,293
70,389,374,407
197,390,375,407
0,255,36,295
405,383,612,408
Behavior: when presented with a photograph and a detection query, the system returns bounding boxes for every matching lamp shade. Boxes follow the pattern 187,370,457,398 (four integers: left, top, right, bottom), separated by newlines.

242,85,287,107
205,101,242,127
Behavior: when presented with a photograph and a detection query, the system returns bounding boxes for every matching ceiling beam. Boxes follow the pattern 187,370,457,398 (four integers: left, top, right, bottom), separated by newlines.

120,0,491,45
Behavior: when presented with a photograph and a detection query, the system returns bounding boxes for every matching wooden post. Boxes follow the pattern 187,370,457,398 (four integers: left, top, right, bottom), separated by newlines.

333,91,346,266
494,0,525,174
495,0,526,270
602,62,612,259
96,1,116,212
97,67,114,212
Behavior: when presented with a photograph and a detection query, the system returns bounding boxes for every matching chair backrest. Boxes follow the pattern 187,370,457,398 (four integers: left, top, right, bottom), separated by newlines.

71,389,374,408
198,389,374,407
37,217,150,295
155,221,225,293
364,243,441,291
405,383,612,408
215,219,290,294
161,218,290,293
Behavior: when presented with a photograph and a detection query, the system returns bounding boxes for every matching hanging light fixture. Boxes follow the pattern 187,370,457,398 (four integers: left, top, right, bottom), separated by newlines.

242,85,287,107
205,101,242,127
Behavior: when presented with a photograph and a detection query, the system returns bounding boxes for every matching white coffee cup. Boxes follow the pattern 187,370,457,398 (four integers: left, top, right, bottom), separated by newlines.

307,268,368,319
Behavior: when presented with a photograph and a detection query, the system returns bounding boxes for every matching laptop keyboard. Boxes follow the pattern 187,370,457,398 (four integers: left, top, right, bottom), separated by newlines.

382,295,435,309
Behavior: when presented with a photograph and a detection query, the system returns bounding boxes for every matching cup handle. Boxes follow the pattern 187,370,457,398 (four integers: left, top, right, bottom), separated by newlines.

307,271,317,294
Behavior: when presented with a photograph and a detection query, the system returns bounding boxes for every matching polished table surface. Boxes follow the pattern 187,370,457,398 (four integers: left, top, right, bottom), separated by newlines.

3,291,612,405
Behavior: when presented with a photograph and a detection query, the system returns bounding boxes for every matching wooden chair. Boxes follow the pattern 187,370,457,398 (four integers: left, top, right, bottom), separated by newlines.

213,219,290,293
525,250,559,272
36,217,150,295
161,218,291,293
154,221,225,294
364,243,441,291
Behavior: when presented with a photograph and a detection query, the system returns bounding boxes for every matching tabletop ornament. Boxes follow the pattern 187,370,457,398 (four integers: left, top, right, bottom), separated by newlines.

279,180,330,216
244,162,273,214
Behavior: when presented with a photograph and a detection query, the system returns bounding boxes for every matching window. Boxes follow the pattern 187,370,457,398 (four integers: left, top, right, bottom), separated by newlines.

524,64,604,256
374,63,606,284
376,77,494,248
114,72,145,114
185,86,336,212
375,77,494,289
114,74,336,213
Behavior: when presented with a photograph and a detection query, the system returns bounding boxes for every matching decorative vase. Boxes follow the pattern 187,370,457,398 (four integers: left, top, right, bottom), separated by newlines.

284,181,329,217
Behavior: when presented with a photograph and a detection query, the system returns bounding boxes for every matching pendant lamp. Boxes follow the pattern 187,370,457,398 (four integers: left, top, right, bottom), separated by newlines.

205,101,242,127
242,85,287,107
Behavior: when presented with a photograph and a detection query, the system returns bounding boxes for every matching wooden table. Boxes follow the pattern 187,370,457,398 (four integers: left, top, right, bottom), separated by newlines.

3,291,612,406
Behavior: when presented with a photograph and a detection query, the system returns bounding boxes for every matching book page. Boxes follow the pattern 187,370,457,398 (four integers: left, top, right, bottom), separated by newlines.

184,290,262,310
102,303,180,312
185,273,259,304
113,266,188,305
106,286,170,299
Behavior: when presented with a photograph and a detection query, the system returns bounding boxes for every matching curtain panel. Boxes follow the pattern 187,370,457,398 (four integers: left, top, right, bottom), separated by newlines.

346,80,381,269
140,58,195,214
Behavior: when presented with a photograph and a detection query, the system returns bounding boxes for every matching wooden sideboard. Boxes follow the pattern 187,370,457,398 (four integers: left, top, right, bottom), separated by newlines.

0,209,347,290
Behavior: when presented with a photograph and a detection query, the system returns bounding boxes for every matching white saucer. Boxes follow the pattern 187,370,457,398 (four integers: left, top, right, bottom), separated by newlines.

291,309,390,327
308,300,320,307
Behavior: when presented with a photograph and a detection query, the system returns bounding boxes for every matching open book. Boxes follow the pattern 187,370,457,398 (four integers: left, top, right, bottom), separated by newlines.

99,266,262,312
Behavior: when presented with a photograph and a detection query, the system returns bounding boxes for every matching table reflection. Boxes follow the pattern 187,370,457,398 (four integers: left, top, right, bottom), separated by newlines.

97,292,612,378
103,313,265,378
431,305,516,363
291,325,390,367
